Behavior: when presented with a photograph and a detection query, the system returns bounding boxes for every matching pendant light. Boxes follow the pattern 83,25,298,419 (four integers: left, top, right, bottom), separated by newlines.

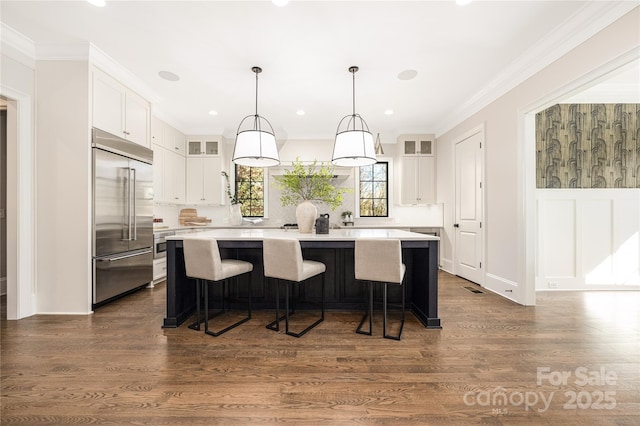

232,66,280,167
331,66,376,167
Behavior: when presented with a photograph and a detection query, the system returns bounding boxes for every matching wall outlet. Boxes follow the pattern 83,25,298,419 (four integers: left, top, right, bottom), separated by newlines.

548,281,558,289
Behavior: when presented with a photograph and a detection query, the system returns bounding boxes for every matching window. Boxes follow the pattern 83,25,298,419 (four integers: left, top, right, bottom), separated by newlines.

359,161,388,217
235,165,264,217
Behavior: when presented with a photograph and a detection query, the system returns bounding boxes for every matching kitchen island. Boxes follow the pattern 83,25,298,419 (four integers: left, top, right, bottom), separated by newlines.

163,228,441,329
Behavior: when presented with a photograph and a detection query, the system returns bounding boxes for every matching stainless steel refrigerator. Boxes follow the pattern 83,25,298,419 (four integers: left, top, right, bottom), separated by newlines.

92,128,154,306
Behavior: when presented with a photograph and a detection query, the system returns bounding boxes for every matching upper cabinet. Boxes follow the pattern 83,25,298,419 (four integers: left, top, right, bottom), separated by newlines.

92,68,150,147
151,116,186,204
187,138,220,156
398,134,436,205
151,116,185,154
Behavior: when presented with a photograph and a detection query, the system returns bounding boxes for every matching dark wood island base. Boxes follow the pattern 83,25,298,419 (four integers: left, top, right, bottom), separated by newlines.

163,229,441,330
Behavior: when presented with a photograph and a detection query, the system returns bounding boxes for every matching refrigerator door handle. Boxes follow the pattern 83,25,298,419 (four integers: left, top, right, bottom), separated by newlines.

131,167,137,241
96,249,153,262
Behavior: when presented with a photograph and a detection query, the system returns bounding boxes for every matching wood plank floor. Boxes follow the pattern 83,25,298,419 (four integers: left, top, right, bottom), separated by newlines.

1,271,638,425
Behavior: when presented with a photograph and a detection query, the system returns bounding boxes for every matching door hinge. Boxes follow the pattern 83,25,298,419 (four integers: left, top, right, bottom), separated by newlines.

480,142,482,148
480,182,482,189
480,262,482,268
480,222,482,228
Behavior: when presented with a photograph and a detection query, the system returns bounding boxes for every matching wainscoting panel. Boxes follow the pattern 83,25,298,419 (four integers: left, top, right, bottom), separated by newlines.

536,189,640,290
539,198,576,278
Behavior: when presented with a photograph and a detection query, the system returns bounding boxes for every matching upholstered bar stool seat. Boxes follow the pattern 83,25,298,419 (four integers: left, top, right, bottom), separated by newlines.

183,237,253,337
263,238,326,338
354,238,406,340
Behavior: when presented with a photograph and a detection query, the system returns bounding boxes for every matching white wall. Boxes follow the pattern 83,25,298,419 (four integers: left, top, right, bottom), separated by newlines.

436,8,640,302
35,60,92,314
537,190,640,290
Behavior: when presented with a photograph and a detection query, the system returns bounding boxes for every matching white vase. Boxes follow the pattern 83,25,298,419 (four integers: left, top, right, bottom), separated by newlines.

229,203,243,226
296,200,317,234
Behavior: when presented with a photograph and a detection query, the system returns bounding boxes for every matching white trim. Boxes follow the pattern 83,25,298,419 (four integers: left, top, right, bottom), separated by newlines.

36,42,90,61
518,49,640,308
0,23,36,60
439,258,454,275
89,44,160,105
484,273,520,304
0,88,37,319
435,1,638,137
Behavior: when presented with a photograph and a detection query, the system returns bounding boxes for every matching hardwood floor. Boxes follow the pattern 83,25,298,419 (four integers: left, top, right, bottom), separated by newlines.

1,272,638,425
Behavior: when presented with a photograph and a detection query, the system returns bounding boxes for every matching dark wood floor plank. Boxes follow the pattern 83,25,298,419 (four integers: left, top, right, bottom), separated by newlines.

2,271,639,424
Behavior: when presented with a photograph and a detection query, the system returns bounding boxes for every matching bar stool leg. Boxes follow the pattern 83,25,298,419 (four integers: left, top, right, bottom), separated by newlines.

356,281,373,336
383,282,405,341
266,278,282,332
188,279,202,331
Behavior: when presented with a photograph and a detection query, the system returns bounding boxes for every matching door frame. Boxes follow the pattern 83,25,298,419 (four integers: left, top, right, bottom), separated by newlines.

0,86,37,319
452,123,485,286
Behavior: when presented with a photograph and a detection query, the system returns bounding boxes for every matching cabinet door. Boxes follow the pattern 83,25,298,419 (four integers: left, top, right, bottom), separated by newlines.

186,157,203,204
186,157,222,205
150,116,164,147
124,91,149,147
417,156,435,203
165,126,185,155
164,150,185,203
93,70,125,137
152,145,164,202
401,156,419,205
202,157,221,204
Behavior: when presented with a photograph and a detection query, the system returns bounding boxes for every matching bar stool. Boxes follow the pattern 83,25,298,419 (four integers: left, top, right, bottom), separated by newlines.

183,237,253,337
354,238,406,340
263,238,326,338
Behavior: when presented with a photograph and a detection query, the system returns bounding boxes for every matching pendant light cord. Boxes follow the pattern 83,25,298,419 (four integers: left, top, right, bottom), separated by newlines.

255,70,259,117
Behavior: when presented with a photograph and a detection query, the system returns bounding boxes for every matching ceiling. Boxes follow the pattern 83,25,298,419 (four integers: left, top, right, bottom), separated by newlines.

1,1,637,141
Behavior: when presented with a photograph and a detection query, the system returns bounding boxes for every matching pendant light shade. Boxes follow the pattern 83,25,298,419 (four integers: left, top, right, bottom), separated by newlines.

332,66,376,167
232,66,280,167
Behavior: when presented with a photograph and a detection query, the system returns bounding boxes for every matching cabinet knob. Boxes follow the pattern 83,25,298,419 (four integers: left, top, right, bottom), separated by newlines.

175,147,179,150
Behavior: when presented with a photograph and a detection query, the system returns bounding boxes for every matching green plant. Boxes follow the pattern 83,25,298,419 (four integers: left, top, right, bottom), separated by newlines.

340,210,353,219
221,171,239,204
274,158,350,210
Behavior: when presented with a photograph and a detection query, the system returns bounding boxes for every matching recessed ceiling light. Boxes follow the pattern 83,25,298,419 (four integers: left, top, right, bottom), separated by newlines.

208,110,218,116
296,109,305,116
87,0,106,7
272,0,289,6
456,0,473,5
158,71,180,82
384,109,394,115
397,70,418,81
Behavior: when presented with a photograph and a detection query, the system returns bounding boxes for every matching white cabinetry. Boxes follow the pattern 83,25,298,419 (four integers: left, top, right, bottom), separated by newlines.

186,157,222,205
185,137,223,205
153,258,167,283
152,116,186,204
163,149,186,204
399,135,436,205
92,68,149,147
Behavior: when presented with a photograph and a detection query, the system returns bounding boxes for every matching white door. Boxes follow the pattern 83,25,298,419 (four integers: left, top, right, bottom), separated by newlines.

454,131,483,284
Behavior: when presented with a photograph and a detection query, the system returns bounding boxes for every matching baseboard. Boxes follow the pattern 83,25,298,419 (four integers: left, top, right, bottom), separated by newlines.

440,258,454,274
484,273,521,304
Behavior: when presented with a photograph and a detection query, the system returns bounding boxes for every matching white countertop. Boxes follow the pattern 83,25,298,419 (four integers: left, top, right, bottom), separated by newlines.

166,228,439,241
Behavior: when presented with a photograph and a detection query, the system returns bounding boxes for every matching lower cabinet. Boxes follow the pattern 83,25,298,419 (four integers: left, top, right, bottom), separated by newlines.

153,258,167,283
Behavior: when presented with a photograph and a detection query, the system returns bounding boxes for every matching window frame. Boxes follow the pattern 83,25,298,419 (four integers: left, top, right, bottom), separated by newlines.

356,160,391,218
234,164,268,218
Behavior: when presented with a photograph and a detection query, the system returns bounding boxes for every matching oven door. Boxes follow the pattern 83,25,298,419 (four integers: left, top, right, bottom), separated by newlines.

154,237,167,259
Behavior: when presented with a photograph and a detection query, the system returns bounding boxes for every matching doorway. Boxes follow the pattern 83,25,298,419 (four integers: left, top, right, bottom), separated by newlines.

453,128,484,286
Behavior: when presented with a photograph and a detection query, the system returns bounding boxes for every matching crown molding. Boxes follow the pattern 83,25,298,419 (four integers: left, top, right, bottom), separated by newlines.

36,42,90,60
88,44,160,105
0,23,36,68
434,1,639,137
